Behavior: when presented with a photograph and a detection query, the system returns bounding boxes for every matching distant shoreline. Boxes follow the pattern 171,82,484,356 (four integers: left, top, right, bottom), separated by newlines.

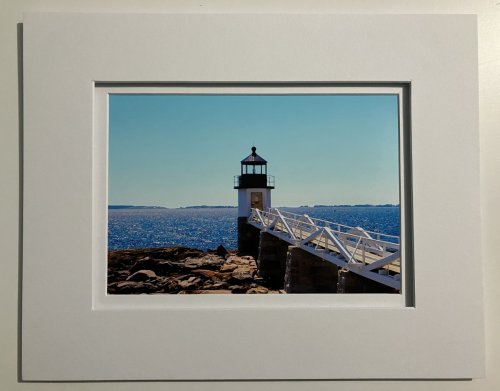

109,204,399,210
108,205,169,210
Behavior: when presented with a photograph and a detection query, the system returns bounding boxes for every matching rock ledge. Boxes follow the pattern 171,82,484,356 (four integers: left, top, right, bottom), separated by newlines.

108,247,284,295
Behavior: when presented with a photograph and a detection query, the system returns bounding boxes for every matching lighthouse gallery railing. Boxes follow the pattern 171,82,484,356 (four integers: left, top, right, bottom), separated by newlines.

233,175,275,188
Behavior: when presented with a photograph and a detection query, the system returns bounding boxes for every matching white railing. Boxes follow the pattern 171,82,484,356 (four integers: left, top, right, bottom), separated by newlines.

248,208,401,290
268,208,399,245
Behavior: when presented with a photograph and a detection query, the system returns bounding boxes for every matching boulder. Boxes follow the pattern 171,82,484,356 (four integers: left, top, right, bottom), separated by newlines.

178,278,201,289
183,256,224,269
112,281,146,294
217,272,232,282
129,257,180,275
161,278,179,292
225,255,256,267
220,263,238,272
216,244,228,257
228,285,248,293
127,269,157,282
246,287,269,294
116,281,140,289
177,250,204,261
192,269,216,278
231,267,254,281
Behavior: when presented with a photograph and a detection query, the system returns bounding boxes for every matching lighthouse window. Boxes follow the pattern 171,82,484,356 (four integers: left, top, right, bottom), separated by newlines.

105,85,409,298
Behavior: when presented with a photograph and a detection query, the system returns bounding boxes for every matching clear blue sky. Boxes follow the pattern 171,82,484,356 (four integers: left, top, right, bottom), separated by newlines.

109,94,400,207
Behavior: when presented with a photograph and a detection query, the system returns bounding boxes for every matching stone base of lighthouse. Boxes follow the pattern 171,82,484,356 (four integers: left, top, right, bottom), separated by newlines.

237,217,261,258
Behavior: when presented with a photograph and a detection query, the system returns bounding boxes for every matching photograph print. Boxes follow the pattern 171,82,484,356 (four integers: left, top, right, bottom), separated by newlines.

107,92,402,295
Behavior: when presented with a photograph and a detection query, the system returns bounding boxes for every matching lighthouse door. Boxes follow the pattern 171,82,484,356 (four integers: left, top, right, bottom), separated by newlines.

251,192,263,211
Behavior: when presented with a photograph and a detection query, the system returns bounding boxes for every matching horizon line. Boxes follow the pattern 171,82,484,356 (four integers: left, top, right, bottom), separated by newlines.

108,203,401,209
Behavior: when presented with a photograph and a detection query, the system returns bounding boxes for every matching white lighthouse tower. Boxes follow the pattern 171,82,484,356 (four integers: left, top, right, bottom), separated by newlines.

234,146,274,254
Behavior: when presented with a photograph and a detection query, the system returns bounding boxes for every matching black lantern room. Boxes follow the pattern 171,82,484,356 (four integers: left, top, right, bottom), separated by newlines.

234,146,274,189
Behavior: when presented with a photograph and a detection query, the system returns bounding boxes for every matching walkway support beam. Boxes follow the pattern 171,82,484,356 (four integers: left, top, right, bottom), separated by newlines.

285,246,338,293
257,232,289,288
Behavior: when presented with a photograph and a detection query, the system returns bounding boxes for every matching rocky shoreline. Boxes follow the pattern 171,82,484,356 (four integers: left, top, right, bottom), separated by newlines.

108,246,284,294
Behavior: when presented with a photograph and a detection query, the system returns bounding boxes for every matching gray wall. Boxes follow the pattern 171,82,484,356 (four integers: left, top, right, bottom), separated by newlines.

1,1,499,390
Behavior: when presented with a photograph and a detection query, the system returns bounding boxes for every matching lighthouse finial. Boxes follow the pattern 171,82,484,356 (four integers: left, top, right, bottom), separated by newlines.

251,146,256,156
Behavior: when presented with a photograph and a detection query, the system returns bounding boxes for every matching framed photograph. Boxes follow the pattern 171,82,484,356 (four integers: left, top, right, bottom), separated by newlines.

98,85,409,302
22,13,484,380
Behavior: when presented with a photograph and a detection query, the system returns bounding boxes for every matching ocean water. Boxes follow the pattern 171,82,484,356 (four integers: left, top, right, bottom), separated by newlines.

108,206,400,251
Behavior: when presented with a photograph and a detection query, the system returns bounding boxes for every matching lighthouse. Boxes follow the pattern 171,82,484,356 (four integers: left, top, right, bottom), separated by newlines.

234,146,274,255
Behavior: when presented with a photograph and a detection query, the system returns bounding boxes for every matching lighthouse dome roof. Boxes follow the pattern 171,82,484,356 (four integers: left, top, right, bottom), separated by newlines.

241,146,267,165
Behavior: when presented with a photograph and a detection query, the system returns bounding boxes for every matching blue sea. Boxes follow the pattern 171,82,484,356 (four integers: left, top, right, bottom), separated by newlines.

108,206,400,251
